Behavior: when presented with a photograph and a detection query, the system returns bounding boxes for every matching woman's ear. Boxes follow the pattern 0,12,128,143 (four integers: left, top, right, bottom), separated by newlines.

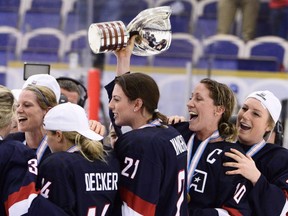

43,107,52,116
215,105,225,116
55,130,63,142
133,98,143,112
265,125,274,134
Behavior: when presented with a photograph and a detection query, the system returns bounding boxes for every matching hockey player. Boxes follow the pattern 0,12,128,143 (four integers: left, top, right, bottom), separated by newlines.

224,90,288,216
38,102,121,215
0,85,69,216
7,76,59,163
114,39,251,214
170,78,251,215
7,74,105,163
105,37,188,215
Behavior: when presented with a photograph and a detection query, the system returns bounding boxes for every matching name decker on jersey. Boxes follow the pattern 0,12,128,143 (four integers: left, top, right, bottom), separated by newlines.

170,135,187,155
85,172,118,191
41,172,118,198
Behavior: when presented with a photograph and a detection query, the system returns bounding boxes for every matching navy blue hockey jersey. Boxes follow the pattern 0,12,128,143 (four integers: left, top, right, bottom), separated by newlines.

5,132,51,163
173,122,251,216
238,142,288,216
0,139,69,216
37,151,121,216
114,126,188,216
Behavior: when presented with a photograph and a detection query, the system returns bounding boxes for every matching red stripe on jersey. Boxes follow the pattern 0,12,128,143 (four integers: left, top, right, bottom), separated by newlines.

5,182,39,214
120,187,156,215
284,189,288,199
222,205,242,216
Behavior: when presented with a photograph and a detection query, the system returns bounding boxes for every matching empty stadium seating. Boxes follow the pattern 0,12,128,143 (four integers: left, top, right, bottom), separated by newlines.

0,0,287,72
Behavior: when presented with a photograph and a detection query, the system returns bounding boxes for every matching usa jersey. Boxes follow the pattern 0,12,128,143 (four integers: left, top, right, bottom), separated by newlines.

238,142,288,216
0,139,69,216
37,151,121,216
5,132,51,163
173,122,251,216
114,126,188,215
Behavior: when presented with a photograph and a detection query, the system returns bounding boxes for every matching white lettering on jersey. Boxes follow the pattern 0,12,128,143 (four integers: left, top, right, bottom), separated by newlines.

279,197,288,216
40,178,52,198
233,183,246,204
207,149,222,164
28,158,38,175
170,135,187,156
190,169,207,193
85,172,118,192
121,157,140,179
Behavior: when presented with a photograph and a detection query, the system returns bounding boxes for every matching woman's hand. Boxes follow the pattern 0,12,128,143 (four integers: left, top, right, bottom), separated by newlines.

89,120,106,137
114,35,137,76
167,115,186,125
223,148,261,186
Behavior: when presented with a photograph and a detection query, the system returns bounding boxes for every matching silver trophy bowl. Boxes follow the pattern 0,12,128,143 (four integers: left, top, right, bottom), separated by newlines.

88,6,172,56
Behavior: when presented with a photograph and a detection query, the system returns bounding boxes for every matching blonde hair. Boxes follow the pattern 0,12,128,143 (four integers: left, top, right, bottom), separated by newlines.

0,85,15,128
24,85,58,109
62,131,106,162
264,115,276,141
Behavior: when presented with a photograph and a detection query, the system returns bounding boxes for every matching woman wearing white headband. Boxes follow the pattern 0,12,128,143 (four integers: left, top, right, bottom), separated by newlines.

0,85,70,216
38,102,121,215
224,90,288,215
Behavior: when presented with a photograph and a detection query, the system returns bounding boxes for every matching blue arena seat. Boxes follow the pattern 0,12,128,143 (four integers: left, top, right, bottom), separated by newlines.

21,0,62,31
19,28,65,63
0,11,19,28
243,36,288,71
0,0,20,11
0,0,20,28
61,0,86,34
193,0,218,39
114,0,150,26
63,30,88,65
197,34,245,69
155,0,196,33
0,27,21,65
152,33,202,67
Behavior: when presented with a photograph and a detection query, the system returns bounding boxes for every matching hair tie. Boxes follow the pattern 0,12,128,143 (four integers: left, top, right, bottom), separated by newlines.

154,109,159,113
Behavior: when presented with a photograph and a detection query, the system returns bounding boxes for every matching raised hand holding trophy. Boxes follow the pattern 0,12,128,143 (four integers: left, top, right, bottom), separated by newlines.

88,6,172,56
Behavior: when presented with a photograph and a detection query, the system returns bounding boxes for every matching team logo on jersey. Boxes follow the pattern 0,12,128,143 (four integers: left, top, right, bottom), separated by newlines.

190,169,207,193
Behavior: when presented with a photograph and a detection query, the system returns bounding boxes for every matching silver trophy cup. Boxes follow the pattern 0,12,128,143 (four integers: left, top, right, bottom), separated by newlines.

88,6,172,56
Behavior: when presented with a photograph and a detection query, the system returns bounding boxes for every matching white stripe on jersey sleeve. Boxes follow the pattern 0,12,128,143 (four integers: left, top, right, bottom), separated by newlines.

8,193,37,216
215,208,230,216
122,202,143,216
280,199,288,216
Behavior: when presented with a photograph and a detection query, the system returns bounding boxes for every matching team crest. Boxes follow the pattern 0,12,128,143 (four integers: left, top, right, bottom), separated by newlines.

190,169,207,193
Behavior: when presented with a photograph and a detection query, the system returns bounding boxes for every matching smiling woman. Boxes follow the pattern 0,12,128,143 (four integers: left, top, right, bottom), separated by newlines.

224,90,288,215
171,78,252,215
0,85,70,216
9,84,58,162
105,36,188,216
